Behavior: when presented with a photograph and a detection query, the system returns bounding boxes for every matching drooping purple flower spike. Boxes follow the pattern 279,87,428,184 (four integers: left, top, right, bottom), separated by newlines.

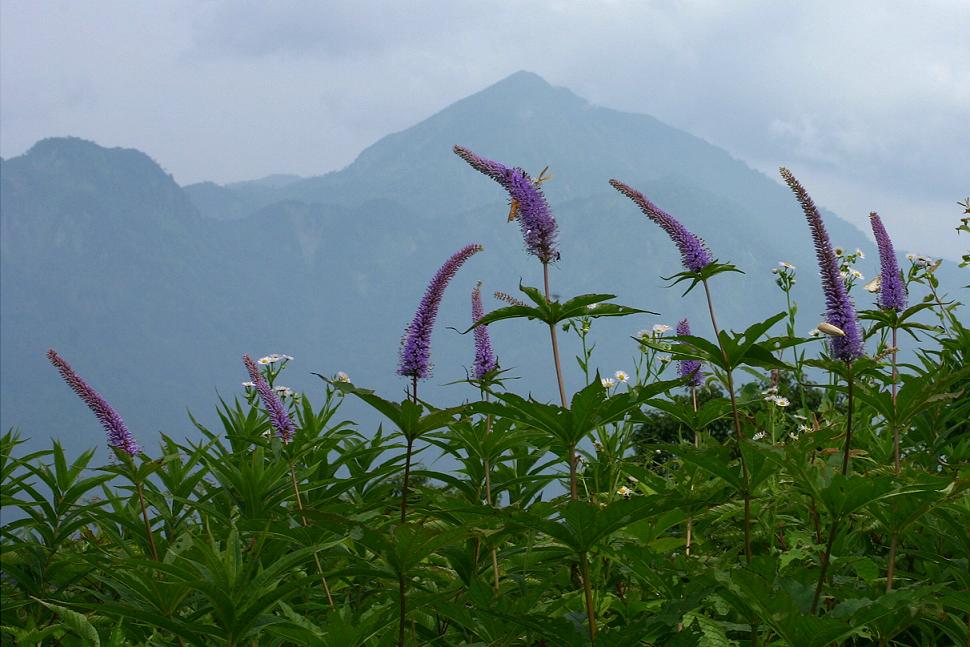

471,282,498,380
780,168,863,361
676,319,704,387
47,349,140,456
243,354,295,443
453,146,559,263
399,243,484,379
869,212,907,312
609,179,713,273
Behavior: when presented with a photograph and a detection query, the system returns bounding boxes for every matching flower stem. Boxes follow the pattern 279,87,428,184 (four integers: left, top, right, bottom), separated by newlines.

289,463,335,607
686,385,698,557
580,551,598,643
135,480,159,561
811,360,856,613
482,392,500,592
701,279,752,564
543,262,574,501
891,326,900,474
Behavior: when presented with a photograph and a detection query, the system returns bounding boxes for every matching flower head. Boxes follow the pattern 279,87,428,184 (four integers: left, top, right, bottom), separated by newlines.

652,323,671,335
779,168,863,361
675,319,704,387
868,212,906,312
335,371,351,383
610,179,713,272
399,244,484,379
471,282,498,380
616,485,633,499
614,370,629,383
454,146,559,263
243,354,295,442
601,377,617,389
47,349,140,456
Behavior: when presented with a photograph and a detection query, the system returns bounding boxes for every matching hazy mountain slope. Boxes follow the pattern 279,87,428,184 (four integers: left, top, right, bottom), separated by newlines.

3,75,962,458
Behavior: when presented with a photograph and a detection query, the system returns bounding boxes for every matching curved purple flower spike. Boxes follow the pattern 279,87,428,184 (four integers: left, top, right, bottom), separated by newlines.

453,146,559,263
676,319,704,387
47,349,141,456
869,212,907,312
399,243,484,379
609,179,713,273
471,282,498,380
780,168,863,361
243,354,295,443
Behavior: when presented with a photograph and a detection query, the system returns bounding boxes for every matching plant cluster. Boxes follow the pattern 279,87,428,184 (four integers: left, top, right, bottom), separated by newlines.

2,152,968,646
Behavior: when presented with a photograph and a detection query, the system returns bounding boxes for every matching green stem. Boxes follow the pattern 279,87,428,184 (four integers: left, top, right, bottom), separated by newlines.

543,262,574,501
135,480,159,561
290,464,335,607
580,552,598,643
702,279,752,564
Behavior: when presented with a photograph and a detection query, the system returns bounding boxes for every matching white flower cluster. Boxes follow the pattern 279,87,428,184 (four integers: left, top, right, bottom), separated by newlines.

257,354,294,365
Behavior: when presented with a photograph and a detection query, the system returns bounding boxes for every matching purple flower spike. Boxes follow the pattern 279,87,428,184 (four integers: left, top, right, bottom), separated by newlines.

869,212,907,312
675,319,704,387
780,168,863,361
454,146,559,263
399,243,484,379
243,354,295,443
471,282,498,380
47,349,140,456
609,179,713,273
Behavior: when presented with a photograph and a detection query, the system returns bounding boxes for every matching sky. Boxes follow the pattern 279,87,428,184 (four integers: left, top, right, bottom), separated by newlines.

2,1,968,259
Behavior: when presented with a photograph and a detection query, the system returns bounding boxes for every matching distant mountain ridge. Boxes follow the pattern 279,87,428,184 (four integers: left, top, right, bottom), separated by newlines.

2,72,959,457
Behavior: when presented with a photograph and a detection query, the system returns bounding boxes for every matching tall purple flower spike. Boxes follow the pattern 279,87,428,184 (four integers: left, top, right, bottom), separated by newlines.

47,349,141,456
869,212,907,312
780,168,863,361
243,354,295,443
676,319,704,387
399,243,484,379
609,179,713,273
453,146,559,263
471,282,498,380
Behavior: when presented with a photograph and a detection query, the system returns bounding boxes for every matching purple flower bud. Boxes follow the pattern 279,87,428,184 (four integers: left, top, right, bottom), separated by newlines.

454,146,559,263
869,212,907,312
471,282,498,380
609,179,713,273
47,349,140,456
243,354,295,443
675,319,704,387
399,243,484,379
780,168,863,361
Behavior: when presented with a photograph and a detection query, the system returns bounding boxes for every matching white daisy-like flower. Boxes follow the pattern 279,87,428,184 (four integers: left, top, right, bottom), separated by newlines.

616,486,633,499
840,270,849,280
601,377,616,389
614,370,629,383
850,269,864,280
335,371,351,383
273,386,294,397
905,252,917,262
636,329,652,341
779,261,796,270
855,248,864,259
658,354,672,364
242,381,255,388
773,397,790,407
834,246,845,257
282,354,294,361
257,356,273,365
652,323,671,335
753,431,766,441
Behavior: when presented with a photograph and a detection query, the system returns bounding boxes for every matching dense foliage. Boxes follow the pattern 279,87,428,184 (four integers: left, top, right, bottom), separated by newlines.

2,165,968,646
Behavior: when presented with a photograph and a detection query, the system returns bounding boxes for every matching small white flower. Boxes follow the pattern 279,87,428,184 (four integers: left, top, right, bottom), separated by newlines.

658,354,672,364
774,397,790,407
905,252,917,262
789,431,800,439
855,248,865,259
601,377,616,389
636,329,652,341
273,385,294,397
257,357,272,365
614,370,629,383
834,246,845,257
282,354,294,361
808,328,821,337
850,269,864,280
241,381,255,389
798,424,812,433
779,261,796,270
753,431,766,441
616,486,633,499
652,324,671,335
840,270,849,280
335,371,351,383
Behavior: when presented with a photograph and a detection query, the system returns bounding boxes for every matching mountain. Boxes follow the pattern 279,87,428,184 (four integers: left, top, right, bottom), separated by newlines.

2,73,960,458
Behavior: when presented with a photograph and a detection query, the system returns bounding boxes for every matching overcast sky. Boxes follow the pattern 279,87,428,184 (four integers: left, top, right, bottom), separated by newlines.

2,1,968,258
